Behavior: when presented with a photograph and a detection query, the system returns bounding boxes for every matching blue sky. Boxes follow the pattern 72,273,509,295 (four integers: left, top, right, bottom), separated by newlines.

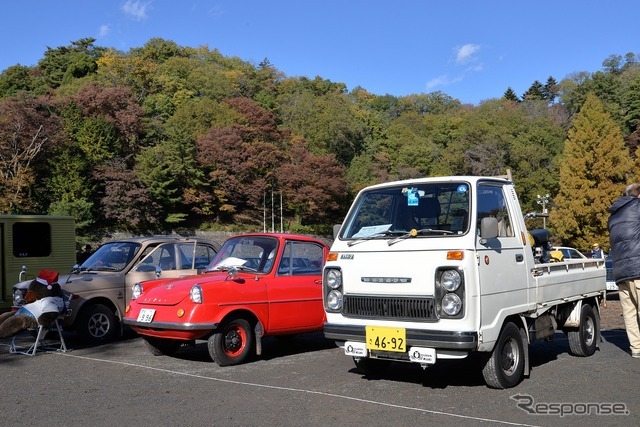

2,1,639,105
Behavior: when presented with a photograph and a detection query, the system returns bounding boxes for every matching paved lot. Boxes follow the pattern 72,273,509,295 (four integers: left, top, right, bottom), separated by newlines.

1,298,638,427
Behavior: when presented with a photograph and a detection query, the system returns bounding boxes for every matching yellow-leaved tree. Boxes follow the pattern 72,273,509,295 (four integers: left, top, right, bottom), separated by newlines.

550,93,633,252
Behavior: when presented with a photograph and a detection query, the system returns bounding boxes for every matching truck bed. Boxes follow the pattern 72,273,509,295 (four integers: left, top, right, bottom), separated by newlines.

532,258,605,311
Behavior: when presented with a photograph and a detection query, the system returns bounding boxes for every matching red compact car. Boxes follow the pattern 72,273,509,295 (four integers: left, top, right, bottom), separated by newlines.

123,233,328,366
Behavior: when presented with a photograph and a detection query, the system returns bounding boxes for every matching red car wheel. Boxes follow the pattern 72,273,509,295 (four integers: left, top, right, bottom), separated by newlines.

208,317,254,366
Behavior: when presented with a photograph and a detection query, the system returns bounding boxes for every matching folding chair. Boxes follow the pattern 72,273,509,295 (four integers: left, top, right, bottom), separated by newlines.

9,291,73,356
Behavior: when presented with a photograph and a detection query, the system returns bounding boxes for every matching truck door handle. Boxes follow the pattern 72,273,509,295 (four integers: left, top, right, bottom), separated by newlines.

515,254,524,262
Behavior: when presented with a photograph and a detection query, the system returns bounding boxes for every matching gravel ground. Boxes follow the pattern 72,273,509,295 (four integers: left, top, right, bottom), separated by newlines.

600,292,626,330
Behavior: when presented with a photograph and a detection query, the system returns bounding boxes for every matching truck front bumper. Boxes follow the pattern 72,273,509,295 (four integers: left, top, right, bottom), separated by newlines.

324,323,478,350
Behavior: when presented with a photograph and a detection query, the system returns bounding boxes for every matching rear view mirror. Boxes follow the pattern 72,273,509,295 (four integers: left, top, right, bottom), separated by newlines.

333,224,342,240
480,217,498,244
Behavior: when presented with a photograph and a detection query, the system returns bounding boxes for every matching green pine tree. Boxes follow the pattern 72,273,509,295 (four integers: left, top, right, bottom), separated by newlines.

623,75,640,134
523,80,545,101
503,87,520,102
550,93,633,251
543,76,559,102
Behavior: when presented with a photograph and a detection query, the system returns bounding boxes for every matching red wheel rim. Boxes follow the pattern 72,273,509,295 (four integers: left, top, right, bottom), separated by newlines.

222,324,246,357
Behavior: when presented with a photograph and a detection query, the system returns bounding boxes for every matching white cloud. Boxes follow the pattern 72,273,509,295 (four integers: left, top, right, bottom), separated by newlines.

426,75,449,89
455,44,481,65
122,0,151,21
426,74,462,90
426,43,484,91
98,25,111,38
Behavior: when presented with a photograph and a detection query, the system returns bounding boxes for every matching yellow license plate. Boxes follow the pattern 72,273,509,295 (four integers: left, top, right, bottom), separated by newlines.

366,326,406,352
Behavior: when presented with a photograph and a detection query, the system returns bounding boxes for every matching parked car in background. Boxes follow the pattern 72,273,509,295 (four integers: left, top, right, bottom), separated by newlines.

551,246,588,260
12,236,220,344
123,233,329,366
605,255,618,291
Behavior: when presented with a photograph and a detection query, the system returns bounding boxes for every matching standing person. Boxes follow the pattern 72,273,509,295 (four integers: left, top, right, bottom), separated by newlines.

591,243,604,258
608,183,640,358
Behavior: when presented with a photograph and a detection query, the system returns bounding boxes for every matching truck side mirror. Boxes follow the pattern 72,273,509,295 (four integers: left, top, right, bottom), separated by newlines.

333,224,342,240
480,217,499,244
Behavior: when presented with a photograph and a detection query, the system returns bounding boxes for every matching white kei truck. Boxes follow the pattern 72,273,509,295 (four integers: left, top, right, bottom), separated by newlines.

323,176,606,388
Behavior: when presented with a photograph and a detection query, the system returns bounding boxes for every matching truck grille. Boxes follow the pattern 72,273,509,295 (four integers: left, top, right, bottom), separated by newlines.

343,295,438,321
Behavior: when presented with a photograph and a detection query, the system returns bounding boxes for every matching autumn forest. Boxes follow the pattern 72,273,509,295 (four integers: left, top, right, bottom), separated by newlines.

1,38,639,249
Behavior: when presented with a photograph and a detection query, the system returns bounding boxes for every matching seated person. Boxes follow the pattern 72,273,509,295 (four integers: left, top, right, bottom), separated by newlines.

0,270,64,338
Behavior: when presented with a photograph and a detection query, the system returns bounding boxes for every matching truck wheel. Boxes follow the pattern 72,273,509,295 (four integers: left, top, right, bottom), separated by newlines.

208,317,254,366
353,357,391,375
143,337,182,356
567,303,599,357
482,322,525,389
76,304,118,344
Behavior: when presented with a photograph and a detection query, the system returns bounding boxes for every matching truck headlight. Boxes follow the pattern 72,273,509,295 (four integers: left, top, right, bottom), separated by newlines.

442,293,462,316
326,269,342,289
327,290,343,310
324,268,343,312
441,270,462,292
131,283,143,300
13,289,24,305
190,284,203,304
435,267,465,319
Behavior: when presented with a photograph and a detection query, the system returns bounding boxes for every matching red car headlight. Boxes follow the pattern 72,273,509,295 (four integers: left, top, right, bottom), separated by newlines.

190,284,203,304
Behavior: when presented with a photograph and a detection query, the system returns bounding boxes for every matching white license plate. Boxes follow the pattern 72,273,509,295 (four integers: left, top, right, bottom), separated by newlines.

137,308,156,323
344,341,367,357
606,281,619,291
408,347,436,364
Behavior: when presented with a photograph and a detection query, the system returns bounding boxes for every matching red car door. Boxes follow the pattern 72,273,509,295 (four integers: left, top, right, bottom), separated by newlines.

265,240,326,333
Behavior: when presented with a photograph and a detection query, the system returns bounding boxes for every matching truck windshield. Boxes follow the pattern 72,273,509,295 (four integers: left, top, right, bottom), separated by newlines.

341,182,470,240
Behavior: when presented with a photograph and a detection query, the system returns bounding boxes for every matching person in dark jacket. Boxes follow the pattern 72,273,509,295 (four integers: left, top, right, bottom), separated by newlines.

608,183,640,358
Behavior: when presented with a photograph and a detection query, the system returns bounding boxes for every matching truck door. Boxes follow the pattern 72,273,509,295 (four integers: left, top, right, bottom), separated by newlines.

476,183,530,329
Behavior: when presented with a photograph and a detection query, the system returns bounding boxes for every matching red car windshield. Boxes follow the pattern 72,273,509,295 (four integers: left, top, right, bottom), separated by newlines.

207,236,279,274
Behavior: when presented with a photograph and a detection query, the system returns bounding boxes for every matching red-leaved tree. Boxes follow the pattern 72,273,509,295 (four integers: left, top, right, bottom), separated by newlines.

94,159,162,231
0,94,62,213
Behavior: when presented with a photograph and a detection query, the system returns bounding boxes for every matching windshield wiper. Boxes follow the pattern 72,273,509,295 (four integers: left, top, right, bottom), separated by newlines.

347,230,406,247
208,264,257,273
92,266,119,271
388,228,454,246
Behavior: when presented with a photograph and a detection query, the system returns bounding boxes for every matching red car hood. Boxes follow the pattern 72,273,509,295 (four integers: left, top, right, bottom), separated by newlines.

137,271,228,306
